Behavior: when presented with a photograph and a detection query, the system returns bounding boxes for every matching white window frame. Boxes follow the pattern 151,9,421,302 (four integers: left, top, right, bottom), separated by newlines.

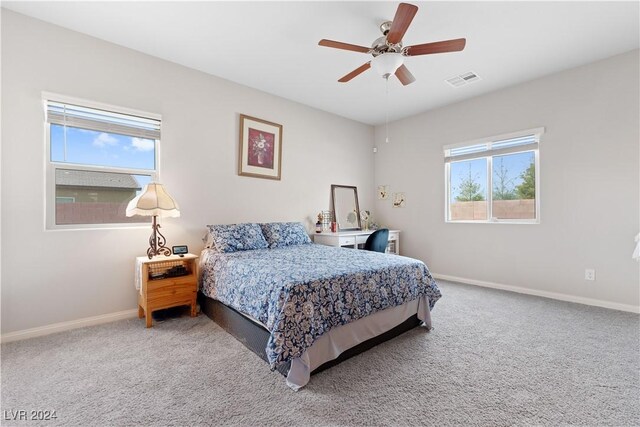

43,92,161,230
444,127,543,224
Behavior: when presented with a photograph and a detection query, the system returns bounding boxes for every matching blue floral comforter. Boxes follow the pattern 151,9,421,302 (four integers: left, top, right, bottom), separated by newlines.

199,243,441,368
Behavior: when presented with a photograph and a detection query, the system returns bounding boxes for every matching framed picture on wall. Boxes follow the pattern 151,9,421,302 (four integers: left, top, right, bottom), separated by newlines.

238,114,283,180
377,185,389,200
392,192,406,208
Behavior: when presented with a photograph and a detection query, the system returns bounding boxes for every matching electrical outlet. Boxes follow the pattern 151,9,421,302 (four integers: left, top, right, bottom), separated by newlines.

585,269,596,281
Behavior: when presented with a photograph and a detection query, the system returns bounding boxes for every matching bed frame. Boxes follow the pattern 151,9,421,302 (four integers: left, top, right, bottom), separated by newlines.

198,292,421,378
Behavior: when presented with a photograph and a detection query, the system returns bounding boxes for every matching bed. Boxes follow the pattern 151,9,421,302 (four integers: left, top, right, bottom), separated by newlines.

198,222,441,389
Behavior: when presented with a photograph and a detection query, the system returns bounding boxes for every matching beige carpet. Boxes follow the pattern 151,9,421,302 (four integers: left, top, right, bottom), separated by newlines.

2,281,639,426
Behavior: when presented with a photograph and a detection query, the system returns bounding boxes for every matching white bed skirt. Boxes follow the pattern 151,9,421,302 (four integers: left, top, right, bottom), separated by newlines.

286,295,431,390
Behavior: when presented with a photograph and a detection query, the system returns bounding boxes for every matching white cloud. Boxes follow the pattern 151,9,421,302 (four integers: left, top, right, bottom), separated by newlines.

93,132,118,147
130,137,154,152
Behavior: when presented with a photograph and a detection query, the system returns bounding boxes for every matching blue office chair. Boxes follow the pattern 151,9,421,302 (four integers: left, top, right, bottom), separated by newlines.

364,229,389,253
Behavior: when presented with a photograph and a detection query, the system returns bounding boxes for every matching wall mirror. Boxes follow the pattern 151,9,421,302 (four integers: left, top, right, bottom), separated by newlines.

331,184,361,231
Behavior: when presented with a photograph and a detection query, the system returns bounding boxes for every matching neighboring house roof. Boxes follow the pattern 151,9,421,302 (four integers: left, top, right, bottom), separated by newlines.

56,169,141,190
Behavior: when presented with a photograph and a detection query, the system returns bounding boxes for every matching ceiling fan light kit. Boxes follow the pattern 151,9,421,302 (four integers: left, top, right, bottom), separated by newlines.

318,2,466,85
372,53,404,78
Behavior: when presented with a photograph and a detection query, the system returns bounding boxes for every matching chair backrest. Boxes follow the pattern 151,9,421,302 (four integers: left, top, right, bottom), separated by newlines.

364,229,389,253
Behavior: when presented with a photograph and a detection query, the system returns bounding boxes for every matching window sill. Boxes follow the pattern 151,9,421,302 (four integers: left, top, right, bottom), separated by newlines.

445,219,540,225
444,220,540,225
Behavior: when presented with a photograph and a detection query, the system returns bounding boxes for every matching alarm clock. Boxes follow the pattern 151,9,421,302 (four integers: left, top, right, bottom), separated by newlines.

172,245,188,257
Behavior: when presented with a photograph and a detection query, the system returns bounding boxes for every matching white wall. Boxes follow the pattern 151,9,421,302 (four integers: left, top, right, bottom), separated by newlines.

374,50,640,310
2,10,637,337
0,10,374,334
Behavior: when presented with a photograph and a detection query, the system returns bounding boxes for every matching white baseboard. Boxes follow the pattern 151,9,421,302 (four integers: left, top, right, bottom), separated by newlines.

1,309,139,343
432,273,640,314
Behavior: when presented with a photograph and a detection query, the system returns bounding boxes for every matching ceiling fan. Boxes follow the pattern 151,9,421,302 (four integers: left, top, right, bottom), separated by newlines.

318,2,466,86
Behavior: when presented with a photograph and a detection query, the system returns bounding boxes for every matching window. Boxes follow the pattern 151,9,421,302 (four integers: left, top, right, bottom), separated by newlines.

44,94,161,228
444,128,543,223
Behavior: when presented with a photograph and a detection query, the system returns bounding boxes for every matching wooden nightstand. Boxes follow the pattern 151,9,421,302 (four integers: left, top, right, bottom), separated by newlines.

136,254,198,328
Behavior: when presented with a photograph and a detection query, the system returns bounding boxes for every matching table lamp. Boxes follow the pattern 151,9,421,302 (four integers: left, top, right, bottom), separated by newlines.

126,182,180,259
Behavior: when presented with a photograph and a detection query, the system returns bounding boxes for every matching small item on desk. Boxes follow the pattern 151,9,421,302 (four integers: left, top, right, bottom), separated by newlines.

172,245,188,257
330,221,338,232
316,212,323,233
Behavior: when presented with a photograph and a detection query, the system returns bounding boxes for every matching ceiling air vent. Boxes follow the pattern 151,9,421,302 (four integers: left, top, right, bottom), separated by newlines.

445,71,481,88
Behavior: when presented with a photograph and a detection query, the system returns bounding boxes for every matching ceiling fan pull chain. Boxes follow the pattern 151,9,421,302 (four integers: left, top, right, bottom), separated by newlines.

385,76,390,143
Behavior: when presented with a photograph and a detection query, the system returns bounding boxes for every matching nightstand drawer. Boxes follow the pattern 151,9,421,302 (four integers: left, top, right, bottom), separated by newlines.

146,274,196,292
148,287,195,304
147,280,195,301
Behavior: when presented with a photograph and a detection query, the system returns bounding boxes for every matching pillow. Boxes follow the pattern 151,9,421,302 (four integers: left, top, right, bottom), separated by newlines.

202,231,215,249
260,222,312,249
205,223,268,253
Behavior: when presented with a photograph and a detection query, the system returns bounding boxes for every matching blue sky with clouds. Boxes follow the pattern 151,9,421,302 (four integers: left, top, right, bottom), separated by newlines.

50,125,155,170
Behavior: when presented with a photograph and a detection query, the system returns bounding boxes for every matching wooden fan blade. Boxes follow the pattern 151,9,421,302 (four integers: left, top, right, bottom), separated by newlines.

395,64,416,86
338,62,371,82
319,39,370,53
387,3,419,45
405,38,466,56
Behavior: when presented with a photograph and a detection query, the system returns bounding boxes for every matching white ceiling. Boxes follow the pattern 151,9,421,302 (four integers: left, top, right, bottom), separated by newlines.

3,1,639,125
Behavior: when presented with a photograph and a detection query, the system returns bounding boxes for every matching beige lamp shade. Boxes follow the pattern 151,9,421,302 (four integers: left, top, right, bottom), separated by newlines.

126,182,180,218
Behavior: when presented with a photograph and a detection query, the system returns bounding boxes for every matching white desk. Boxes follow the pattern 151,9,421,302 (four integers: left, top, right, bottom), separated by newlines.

313,229,400,255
